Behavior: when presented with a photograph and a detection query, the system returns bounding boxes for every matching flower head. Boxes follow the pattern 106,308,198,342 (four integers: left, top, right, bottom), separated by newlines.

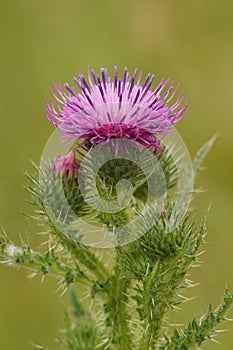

45,67,189,152
53,150,79,179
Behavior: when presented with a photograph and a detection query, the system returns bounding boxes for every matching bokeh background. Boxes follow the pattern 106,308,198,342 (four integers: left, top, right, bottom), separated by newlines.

0,1,233,349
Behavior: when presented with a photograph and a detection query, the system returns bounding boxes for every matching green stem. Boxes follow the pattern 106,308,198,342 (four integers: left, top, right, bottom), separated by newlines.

107,252,133,350
50,222,110,286
0,240,92,287
139,263,162,350
159,290,233,349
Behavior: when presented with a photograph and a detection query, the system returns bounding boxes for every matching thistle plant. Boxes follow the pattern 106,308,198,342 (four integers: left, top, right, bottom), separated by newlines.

1,67,232,350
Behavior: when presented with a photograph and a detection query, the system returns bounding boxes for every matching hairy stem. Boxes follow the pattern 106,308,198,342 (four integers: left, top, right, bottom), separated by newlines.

0,237,91,287
50,222,110,286
104,248,133,350
159,290,233,349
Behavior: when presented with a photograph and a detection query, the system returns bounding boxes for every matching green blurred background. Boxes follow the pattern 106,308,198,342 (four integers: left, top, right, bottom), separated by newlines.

0,1,233,349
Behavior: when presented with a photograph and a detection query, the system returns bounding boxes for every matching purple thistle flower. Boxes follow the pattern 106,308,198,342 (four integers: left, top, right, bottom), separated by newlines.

45,67,189,152
53,150,79,179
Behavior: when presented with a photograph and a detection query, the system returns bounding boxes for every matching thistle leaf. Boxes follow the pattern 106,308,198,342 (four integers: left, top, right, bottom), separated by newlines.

193,135,218,180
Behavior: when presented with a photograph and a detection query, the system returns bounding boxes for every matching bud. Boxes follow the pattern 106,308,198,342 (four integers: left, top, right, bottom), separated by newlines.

53,150,79,179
